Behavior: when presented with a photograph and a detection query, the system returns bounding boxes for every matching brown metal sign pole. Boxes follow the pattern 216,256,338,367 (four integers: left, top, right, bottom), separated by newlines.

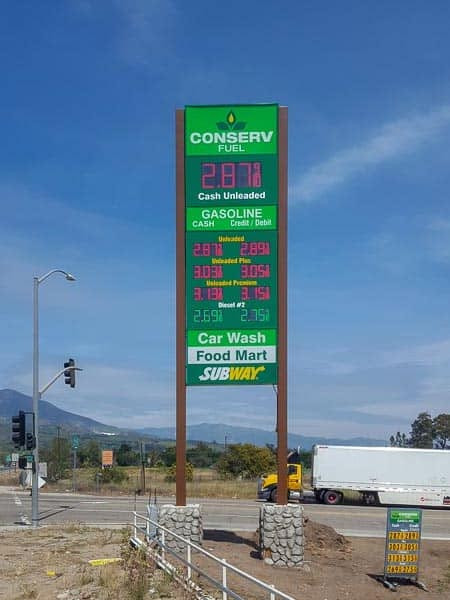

175,108,186,506
277,107,288,504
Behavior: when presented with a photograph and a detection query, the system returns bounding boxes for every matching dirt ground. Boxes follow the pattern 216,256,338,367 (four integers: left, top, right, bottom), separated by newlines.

200,522,450,599
0,522,449,600
0,525,187,600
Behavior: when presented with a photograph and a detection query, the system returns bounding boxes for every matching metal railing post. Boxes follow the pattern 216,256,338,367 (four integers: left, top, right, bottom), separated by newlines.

187,544,192,580
222,559,227,600
131,511,296,600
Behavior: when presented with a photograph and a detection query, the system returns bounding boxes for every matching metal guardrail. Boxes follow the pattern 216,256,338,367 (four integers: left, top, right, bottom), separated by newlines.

131,510,296,600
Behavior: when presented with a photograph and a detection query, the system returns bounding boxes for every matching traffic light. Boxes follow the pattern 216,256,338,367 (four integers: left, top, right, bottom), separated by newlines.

64,358,76,388
26,432,35,451
11,411,25,449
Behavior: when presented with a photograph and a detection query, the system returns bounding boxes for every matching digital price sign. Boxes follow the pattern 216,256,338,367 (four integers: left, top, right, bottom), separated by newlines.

201,161,262,189
184,104,279,385
384,509,422,582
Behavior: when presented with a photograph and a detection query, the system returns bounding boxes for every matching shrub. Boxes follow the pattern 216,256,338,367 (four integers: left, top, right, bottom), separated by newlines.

164,462,194,482
216,443,276,479
97,467,128,484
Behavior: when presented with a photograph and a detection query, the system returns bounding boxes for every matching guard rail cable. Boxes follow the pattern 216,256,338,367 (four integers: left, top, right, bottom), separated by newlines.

131,510,297,600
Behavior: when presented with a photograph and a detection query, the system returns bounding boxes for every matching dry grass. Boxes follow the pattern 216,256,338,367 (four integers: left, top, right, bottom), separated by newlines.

3,464,312,501
0,469,21,486
37,467,260,499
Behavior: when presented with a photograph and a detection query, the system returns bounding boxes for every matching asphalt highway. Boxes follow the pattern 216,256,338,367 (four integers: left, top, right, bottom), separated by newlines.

1,487,449,539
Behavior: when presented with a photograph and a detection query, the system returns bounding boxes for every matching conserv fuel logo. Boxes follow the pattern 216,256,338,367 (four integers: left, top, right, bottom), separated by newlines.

216,110,247,131
185,105,278,155
198,365,266,382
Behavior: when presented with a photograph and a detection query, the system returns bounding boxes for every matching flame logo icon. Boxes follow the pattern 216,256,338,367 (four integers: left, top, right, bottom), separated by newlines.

226,111,236,125
217,110,246,131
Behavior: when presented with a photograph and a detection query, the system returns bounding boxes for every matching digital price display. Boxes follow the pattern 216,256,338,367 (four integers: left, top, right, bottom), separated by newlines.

193,242,223,257
384,509,422,581
186,231,278,329
184,104,279,386
201,161,262,189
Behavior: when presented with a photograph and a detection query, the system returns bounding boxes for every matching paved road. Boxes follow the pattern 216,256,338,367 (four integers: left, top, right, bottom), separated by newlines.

1,487,449,539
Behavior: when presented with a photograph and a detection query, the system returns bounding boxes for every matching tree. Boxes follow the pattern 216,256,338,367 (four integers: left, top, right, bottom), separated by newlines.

147,447,163,467
160,446,176,467
389,432,409,447
115,443,139,466
187,442,221,468
409,412,434,448
216,443,276,479
41,436,71,481
78,440,101,467
433,413,450,449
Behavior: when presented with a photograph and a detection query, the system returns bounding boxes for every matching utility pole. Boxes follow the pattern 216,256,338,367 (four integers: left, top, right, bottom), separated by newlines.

57,426,61,480
140,441,146,494
73,446,77,492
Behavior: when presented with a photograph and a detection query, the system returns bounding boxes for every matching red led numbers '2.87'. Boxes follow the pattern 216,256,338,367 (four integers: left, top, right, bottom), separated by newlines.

192,242,223,257
201,162,262,189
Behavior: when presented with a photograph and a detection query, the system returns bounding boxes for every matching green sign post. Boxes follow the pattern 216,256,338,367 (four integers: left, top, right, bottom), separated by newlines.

184,105,279,386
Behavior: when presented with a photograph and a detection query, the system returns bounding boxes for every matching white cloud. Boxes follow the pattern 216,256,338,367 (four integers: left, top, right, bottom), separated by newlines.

382,338,450,368
9,361,175,428
427,217,450,263
290,104,450,204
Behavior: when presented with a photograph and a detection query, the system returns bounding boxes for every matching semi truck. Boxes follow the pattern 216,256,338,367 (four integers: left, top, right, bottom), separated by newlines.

257,445,450,508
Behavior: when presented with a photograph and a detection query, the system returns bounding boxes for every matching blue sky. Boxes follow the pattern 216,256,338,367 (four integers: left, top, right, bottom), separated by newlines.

1,1,450,439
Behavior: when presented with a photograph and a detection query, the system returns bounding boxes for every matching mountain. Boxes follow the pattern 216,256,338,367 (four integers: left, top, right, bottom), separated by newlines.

138,423,387,450
1,389,387,450
0,388,119,434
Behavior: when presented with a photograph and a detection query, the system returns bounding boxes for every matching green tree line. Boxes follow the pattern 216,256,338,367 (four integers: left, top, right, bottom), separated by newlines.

390,412,450,449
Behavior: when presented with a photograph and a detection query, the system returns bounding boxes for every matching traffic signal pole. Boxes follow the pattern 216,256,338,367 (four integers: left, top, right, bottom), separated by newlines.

30,364,82,526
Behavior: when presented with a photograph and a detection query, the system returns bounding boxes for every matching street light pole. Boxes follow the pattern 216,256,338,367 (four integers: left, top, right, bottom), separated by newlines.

31,269,76,528
32,276,39,528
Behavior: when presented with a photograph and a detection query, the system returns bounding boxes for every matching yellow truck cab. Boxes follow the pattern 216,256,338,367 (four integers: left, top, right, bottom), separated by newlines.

257,463,302,502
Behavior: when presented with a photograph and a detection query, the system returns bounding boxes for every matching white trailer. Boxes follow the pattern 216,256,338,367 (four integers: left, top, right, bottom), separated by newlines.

312,445,450,507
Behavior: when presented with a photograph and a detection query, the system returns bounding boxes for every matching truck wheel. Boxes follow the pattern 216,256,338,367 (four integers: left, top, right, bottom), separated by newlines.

270,488,277,502
323,490,342,505
363,492,379,506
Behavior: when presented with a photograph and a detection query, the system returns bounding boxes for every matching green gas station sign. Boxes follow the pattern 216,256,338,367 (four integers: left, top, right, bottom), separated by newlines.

184,104,279,385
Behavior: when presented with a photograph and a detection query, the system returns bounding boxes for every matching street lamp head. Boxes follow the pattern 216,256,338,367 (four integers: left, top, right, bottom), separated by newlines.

37,269,77,285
